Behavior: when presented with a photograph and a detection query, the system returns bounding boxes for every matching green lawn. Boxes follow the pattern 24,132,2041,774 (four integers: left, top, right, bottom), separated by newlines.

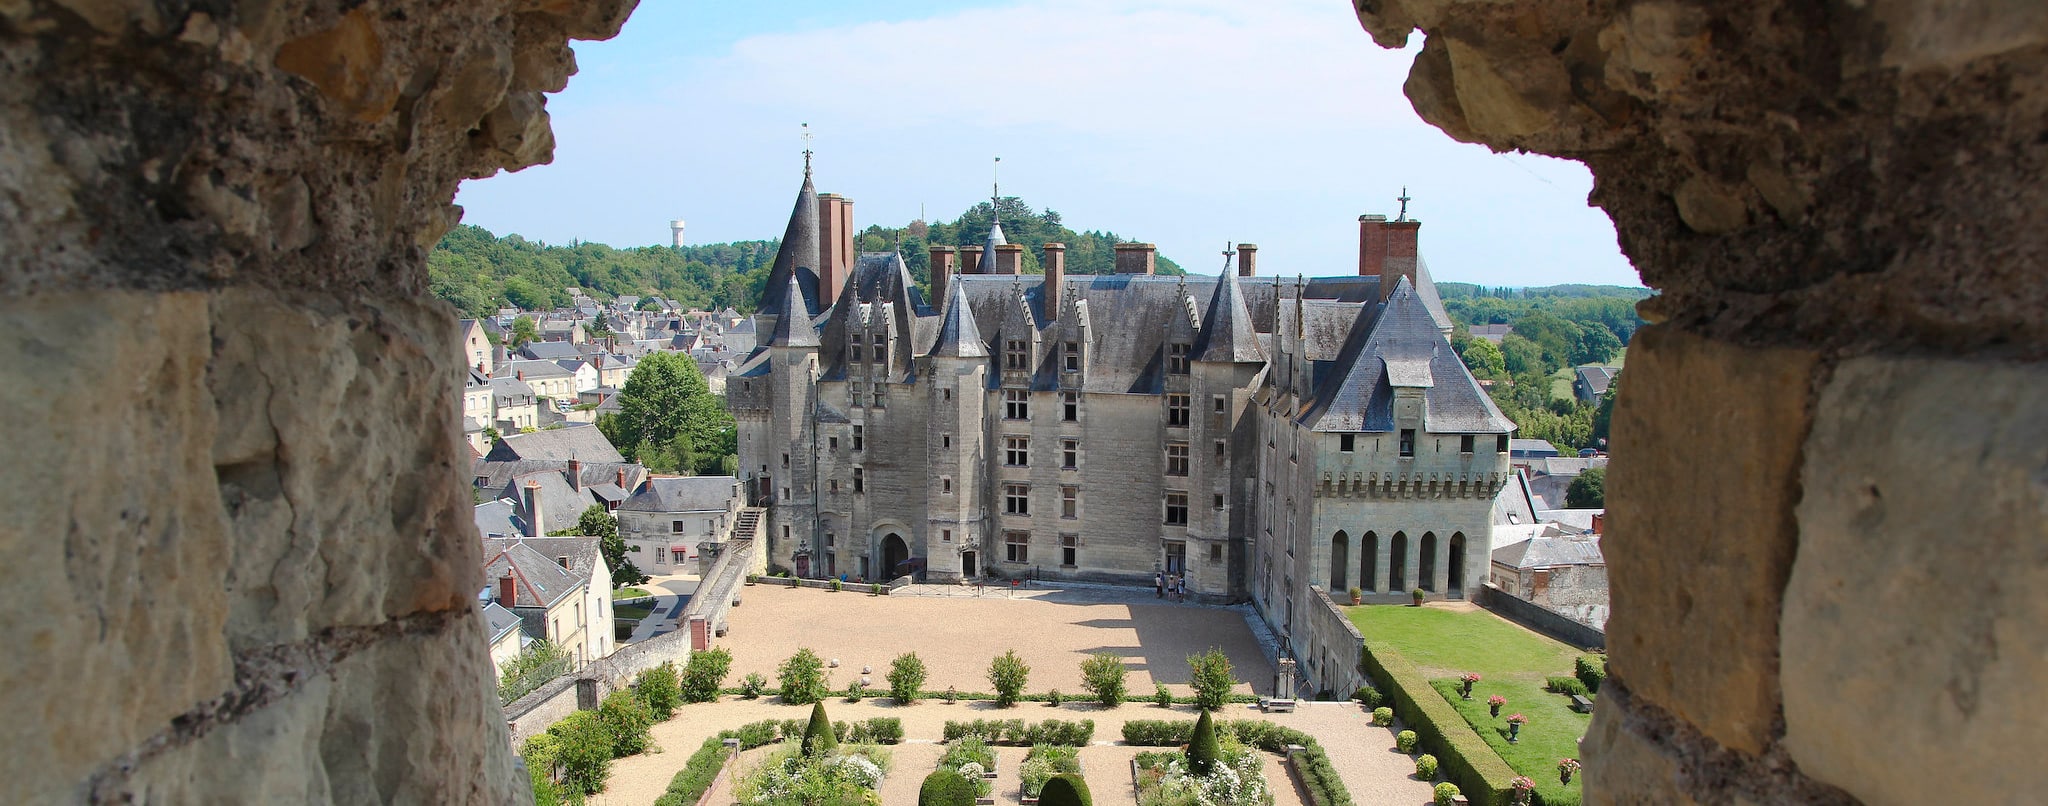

615,602,656,621
614,586,654,599
1349,606,1591,805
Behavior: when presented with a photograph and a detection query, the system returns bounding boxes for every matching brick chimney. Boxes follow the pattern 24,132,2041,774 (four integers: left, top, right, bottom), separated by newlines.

522,479,543,538
1042,242,1066,314
960,245,984,275
928,245,958,304
498,574,517,607
1236,243,1258,277
993,243,1025,275
1359,214,1422,301
615,467,628,491
1113,243,1157,274
1591,512,1605,535
816,194,854,303
566,458,582,493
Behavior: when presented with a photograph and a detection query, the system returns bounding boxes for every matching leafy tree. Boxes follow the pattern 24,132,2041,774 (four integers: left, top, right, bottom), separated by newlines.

597,688,653,756
1187,648,1236,712
549,504,647,586
800,701,837,756
498,640,573,704
504,278,554,311
1454,335,1507,379
888,652,928,705
1572,324,1623,366
599,351,734,475
521,734,569,806
988,649,1031,708
1566,467,1606,508
635,661,682,719
509,315,540,347
547,710,614,795
1187,710,1221,775
1079,653,1128,707
1591,380,1618,447
778,648,828,704
680,647,732,703
1499,334,1545,376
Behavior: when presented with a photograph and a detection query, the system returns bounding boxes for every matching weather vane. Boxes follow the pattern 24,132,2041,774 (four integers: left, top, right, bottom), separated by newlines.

1222,242,1236,273
802,123,814,174
1397,186,1411,221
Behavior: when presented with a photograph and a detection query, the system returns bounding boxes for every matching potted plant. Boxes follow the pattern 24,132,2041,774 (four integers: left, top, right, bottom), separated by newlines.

829,578,843,592
1459,673,1481,699
1511,776,1535,805
1506,713,1527,743
1488,694,1506,717
1348,586,1363,605
1559,758,1581,785
1411,587,1426,606
871,582,883,596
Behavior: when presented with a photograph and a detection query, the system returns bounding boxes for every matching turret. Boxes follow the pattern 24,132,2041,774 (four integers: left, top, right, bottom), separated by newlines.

924,275,990,581
764,271,822,575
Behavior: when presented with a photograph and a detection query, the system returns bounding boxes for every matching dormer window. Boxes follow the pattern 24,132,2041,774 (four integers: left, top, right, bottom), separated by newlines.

872,342,885,362
1168,343,1190,374
1064,342,1081,372
1005,340,1030,370
1399,429,1417,457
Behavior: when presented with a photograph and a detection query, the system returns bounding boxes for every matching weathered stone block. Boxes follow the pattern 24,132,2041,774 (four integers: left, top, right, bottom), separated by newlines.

1782,356,2048,804
0,291,234,803
1582,694,1699,806
1604,325,1817,755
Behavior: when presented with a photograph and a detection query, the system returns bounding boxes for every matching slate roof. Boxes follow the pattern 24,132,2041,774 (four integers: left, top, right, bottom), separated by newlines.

766,272,821,348
485,427,625,464
471,458,644,494
1299,278,1514,434
761,171,822,318
1538,508,1604,533
489,376,534,403
1191,269,1265,364
1492,469,1540,527
519,342,583,361
1510,439,1561,458
504,359,574,380
481,601,525,646
1575,365,1619,398
480,537,594,609
619,476,738,514
929,273,989,359
1492,532,1604,569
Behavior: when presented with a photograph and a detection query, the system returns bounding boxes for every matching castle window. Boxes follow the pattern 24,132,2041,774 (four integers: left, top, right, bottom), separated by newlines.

1498,434,1510,453
1213,394,1226,414
1005,340,1029,370
1004,389,1029,420
782,452,789,467
1061,486,1078,518
829,479,839,494
1210,544,1223,562
871,390,885,408
1166,443,1189,476
941,476,952,494
1213,494,1225,510
872,344,885,362
943,433,952,449
829,436,839,451
1062,392,1079,422
1461,434,1476,453
1061,534,1079,567
1168,342,1190,374
942,529,952,543
1005,531,1029,563
826,532,836,547
1164,493,1188,526
852,467,864,493
1166,394,1190,427
1214,440,1226,461
1340,434,1355,452
1005,436,1030,467
1399,429,1416,457
671,520,685,533
1005,484,1030,516
943,388,952,401
1061,439,1079,469
1064,342,1080,372
853,425,863,451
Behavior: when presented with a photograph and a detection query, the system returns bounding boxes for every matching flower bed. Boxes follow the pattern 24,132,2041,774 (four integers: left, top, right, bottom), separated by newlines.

1130,743,1272,806
936,736,999,799
1019,745,1083,802
735,742,892,805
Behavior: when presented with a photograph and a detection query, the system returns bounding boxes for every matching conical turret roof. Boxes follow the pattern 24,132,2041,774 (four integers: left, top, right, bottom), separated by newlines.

766,272,819,348
762,171,821,317
929,274,988,359
1193,269,1265,363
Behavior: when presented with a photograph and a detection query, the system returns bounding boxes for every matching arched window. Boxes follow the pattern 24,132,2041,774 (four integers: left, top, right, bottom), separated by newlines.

1420,532,1439,592
1331,531,1350,591
1389,532,1408,591
1449,532,1469,593
1362,531,1379,592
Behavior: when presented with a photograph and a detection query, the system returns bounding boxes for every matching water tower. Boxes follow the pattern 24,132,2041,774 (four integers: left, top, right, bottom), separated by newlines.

669,218,686,248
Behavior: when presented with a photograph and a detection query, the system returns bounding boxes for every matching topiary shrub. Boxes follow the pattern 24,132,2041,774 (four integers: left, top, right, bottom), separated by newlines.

1372,706,1395,726
1355,686,1384,709
918,769,977,806
801,701,837,756
1396,730,1419,754
1037,773,1093,806
1047,689,1063,707
1416,753,1440,781
1154,683,1174,708
1187,710,1221,776
1575,655,1607,694
1546,676,1590,697
1434,781,1462,805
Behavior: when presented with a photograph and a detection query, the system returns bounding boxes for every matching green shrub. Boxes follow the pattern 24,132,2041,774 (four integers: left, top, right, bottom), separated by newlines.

738,672,767,699
1546,676,1590,698
1435,782,1462,806
1188,648,1236,712
597,689,653,757
830,578,842,592
1120,719,1193,746
801,701,837,756
1154,683,1174,707
778,648,828,704
1079,653,1128,707
1046,689,1063,707
547,711,613,796
1020,746,1083,798
844,717,903,744
1397,730,1419,754
1372,706,1395,726
498,640,573,705
1359,640,1518,806
635,662,682,719
1416,754,1440,780
1575,655,1607,694
888,652,928,705
1355,686,1384,709
846,678,866,702
520,734,567,806
1187,711,1221,775
988,649,1031,707
1123,719,1354,806
1037,773,1093,806
680,646,731,703
918,769,977,806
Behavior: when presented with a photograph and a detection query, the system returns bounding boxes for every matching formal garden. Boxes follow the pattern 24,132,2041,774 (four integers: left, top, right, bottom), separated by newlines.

1349,605,1600,806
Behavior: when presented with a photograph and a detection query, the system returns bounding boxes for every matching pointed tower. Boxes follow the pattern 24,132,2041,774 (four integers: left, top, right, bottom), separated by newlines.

760,165,823,334
764,271,822,575
978,172,1007,273
1190,248,1269,600
924,274,990,581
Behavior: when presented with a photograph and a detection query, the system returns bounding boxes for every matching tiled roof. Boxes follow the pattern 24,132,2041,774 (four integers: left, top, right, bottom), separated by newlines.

620,476,738,514
480,539,584,608
1492,532,1603,569
1299,278,1515,434
762,172,822,318
485,427,625,464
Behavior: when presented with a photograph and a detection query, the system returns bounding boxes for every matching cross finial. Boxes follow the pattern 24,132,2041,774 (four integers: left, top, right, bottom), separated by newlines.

1222,242,1236,273
1397,186,1411,221
801,123,814,176
991,157,1002,223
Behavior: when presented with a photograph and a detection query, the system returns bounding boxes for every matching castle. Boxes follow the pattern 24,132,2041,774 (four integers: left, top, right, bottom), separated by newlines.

729,163,1517,643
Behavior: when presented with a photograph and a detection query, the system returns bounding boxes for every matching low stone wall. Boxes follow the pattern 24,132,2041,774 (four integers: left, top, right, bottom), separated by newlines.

1475,584,1604,650
504,620,696,746
1298,586,1367,698
686,537,757,639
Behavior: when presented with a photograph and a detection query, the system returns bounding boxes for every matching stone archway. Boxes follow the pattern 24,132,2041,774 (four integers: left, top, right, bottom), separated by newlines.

1448,532,1468,595
1388,532,1408,592
1361,531,1379,593
1419,532,1438,592
880,533,909,581
1330,530,1350,591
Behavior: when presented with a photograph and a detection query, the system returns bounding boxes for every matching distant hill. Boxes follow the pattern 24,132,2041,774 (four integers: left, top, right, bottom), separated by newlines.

426,197,1182,318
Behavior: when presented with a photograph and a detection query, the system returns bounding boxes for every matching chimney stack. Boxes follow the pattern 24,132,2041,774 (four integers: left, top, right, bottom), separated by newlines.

498,574,517,607
1591,512,1605,535
993,244,1025,275
1359,214,1422,301
1042,243,1067,314
616,467,628,491
816,194,855,303
960,245,984,275
928,245,958,304
1236,243,1258,277
567,458,582,493
522,479,543,538
1113,243,1157,275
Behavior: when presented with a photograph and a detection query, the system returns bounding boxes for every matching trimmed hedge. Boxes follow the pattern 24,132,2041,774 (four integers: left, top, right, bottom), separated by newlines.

941,718,1093,746
1359,640,1520,806
1545,676,1590,698
650,719,786,806
1121,719,1354,806
1574,655,1606,694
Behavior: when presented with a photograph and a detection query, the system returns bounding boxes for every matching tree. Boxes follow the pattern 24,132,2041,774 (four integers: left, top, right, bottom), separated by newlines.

1188,648,1236,712
596,688,653,757
1566,467,1606,508
509,315,541,347
1036,773,1094,806
1187,709,1221,776
988,649,1031,707
888,652,928,705
1499,334,1546,376
1591,382,1618,446
1455,335,1507,379
547,710,614,795
635,662,681,719
680,647,732,703
1079,653,1128,707
601,351,735,475
778,648,828,704
801,701,838,756
549,504,647,587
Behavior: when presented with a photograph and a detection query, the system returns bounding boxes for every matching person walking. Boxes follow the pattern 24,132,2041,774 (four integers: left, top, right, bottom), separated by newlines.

1155,569,1165,599
1176,575,1188,603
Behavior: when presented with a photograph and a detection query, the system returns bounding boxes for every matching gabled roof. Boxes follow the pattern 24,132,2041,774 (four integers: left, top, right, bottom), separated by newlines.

481,601,524,645
1492,531,1603,569
1192,269,1265,364
929,274,989,359
766,272,821,348
480,539,584,609
761,171,822,318
519,342,582,361
620,476,738,514
1299,277,1515,434
487,535,605,582
470,458,645,496
503,359,574,380
485,427,625,464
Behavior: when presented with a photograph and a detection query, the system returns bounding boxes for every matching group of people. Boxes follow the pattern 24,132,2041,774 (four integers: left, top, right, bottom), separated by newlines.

1154,569,1189,602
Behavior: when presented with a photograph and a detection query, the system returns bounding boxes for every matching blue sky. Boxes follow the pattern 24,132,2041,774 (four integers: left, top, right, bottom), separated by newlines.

454,0,1641,288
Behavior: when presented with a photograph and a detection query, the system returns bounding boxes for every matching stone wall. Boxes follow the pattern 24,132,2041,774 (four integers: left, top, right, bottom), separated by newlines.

503,624,692,747
0,0,635,801
1298,586,1368,698
1475,584,1605,651
1353,1,2048,803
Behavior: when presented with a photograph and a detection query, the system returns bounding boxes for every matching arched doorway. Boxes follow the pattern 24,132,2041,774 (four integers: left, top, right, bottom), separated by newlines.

1449,533,1468,595
961,550,978,579
1361,531,1379,593
880,533,908,580
1389,532,1408,591
1420,532,1438,592
1330,531,1350,591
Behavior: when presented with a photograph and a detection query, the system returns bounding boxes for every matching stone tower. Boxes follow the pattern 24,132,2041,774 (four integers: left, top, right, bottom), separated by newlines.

761,272,820,574
923,274,992,581
1189,261,1267,600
